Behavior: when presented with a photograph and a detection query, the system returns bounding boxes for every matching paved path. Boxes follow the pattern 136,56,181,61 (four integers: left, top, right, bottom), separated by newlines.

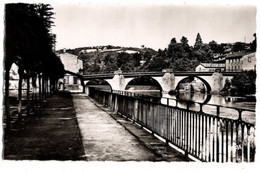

72,93,156,161
4,91,190,161
72,93,190,161
4,91,86,160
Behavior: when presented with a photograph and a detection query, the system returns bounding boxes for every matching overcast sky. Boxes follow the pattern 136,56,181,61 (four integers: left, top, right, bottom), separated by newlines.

51,4,256,50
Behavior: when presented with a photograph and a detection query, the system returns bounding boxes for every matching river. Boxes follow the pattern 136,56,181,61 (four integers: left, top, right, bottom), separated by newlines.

128,90,256,124
88,85,256,124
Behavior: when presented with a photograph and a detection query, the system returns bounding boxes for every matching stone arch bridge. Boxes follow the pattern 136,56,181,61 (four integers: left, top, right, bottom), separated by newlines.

81,70,238,94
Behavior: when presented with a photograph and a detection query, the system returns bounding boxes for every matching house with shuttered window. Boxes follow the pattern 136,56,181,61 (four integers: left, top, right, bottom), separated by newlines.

58,49,83,90
225,52,256,72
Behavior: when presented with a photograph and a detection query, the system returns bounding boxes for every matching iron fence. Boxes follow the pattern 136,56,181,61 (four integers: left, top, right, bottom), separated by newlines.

88,87,255,162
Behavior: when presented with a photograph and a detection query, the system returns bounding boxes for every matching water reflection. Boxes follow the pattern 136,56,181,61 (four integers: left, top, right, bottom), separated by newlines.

89,85,255,123
161,91,256,124
163,92,255,110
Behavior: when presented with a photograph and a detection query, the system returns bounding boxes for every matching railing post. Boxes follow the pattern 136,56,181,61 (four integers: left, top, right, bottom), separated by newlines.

216,106,220,162
236,109,243,162
114,94,118,114
109,90,113,108
166,98,169,145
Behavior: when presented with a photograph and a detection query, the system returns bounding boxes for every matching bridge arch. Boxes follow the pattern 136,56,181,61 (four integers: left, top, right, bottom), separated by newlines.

85,79,112,91
175,75,212,93
124,76,163,93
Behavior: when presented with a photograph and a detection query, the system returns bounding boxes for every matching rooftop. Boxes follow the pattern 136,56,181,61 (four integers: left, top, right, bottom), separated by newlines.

200,63,225,68
225,52,251,59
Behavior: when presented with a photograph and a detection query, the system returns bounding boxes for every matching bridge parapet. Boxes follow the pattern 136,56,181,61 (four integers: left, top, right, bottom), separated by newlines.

114,69,123,75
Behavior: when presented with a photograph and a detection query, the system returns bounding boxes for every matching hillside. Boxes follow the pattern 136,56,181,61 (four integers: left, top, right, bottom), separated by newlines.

56,34,256,74
57,45,157,74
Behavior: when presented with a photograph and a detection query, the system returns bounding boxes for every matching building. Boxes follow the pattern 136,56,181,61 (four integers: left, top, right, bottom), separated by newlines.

196,52,256,72
225,52,256,72
195,63,225,72
9,63,19,90
241,52,256,71
58,49,83,91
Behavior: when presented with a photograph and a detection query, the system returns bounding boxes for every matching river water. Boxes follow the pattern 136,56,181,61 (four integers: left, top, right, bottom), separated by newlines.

88,85,256,124
129,90,256,124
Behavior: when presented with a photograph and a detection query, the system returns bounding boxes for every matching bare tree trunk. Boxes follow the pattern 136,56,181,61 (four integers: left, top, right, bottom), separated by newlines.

45,77,49,100
45,77,48,99
47,77,50,97
26,73,30,116
45,77,48,98
49,78,52,96
42,75,46,102
4,67,11,131
42,75,44,101
53,80,56,93
18,68,24,120
31,73,37,111
55,80,58,92
38,74,42,105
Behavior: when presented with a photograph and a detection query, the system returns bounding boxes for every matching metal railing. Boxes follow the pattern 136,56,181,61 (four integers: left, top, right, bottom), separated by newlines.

88,87,255,162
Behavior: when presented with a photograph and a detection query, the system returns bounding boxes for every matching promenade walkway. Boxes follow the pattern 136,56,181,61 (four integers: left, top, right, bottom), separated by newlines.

4,91,190,161
4,91,86,160
72,93,190,161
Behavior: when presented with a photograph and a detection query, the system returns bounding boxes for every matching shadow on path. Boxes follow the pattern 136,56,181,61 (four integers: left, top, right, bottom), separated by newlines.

3,91,86,160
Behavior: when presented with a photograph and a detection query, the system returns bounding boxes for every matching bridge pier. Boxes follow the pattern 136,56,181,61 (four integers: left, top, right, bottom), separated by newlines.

107,69,126,91
209,72,224,93
153,69,175,93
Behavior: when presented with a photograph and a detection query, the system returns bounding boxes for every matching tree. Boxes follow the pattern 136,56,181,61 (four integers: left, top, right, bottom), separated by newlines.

250,33,257,52
117,52,134,71
132,53,142,67
232,42,245,52
194,33,203,49
4,3,64,130
167,38,177,57
170,38,177,45
181,36,189,46
231,70,256,95
209,40,218,53
102,54,118,72
147,55,168,71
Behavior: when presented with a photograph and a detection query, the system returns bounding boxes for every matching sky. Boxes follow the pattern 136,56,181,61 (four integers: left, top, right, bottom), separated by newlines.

50,3,256,51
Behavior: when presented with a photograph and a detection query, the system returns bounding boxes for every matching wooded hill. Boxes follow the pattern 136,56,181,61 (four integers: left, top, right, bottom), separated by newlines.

57,33,256,74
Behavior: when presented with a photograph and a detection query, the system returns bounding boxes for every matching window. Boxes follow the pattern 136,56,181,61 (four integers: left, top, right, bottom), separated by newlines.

64,75,69,84
248,56,251,62
73,76,77,84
